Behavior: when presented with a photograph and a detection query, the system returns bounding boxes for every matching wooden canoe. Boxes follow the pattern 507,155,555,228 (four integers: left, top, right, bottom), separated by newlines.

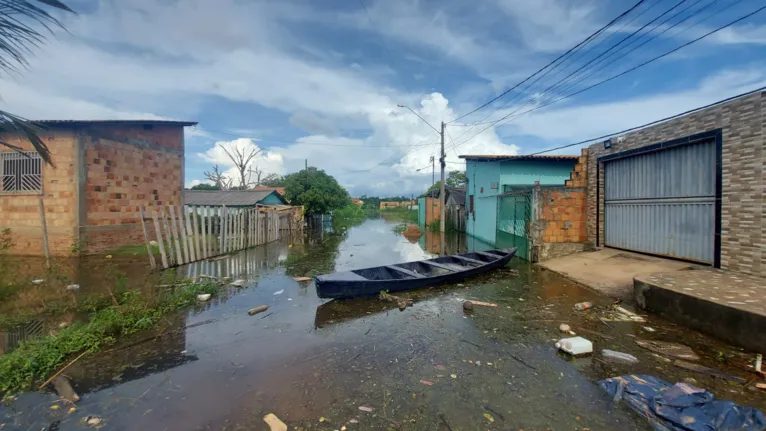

314,248,517,299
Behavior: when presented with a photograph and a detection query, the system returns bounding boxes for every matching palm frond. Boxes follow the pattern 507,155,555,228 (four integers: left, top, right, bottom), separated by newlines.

0,110,53,166
0,0,73,165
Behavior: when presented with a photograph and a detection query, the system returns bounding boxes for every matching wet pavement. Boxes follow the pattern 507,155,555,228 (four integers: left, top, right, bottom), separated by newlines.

2,218,765,430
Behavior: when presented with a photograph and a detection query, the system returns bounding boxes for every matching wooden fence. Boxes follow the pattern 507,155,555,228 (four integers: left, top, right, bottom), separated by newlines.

447,205,466,232
140,205,303,269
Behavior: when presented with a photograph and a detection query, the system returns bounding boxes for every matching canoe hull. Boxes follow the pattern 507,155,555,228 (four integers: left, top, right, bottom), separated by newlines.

315,248,517,299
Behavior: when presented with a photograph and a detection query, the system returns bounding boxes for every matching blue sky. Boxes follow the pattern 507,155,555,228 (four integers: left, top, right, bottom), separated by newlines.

3,0,766,196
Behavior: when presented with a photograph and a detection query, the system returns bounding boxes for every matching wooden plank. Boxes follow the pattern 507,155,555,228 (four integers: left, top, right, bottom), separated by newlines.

452,255,483,266
152,208,169,269
199,206,207,259
221,206,228,253
206,206,212,257
421,260,456,272
168,205,184,265
185,206,197,262
191,206,201,260
177,205,191,263
139,206,156,269
38,198,50,268
238,210,244,250
387,265,425,278
161,206,176,265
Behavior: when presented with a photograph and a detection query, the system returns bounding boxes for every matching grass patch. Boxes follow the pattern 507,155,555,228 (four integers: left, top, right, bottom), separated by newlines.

391,222,408,234
380,207,418,223
0,280,218,395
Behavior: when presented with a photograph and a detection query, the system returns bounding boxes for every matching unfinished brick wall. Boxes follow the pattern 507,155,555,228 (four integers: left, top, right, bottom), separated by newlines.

83,133,183,253
0,131,78,256
530,149,590,262
586,91,765,275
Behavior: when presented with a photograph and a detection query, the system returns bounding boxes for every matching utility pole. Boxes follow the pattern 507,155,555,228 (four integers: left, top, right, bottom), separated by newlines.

439,121,446,234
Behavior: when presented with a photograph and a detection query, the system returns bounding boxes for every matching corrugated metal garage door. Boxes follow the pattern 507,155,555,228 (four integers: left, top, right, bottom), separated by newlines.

604,139,715,263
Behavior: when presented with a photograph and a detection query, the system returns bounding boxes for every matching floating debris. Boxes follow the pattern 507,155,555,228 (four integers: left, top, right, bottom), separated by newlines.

573,302,592,311
463,300,497,308
450,374,457,379
559,323,571,332
248,305,269,316
263,413,287,431
292,277,312,282
673,360,747,383
51,376,79,403
31,279,44,285
66,284,80,291
197,293,211,302
273,289,284,295
556,336,593,356
643,326,656,332
434,365,446,370
420,380,434,386
230,279,247,287
602,349,639,364
635,340,699,361
483,413,495,423
85,415,103,427
358,406,374,413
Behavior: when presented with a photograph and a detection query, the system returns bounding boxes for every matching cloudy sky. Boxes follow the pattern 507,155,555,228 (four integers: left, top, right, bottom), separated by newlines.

3,0,766,196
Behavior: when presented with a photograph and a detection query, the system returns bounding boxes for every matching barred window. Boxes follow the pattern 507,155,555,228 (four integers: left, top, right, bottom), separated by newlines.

0,152,42,193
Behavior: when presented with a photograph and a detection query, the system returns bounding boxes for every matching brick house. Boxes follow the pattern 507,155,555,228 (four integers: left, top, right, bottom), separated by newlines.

0,120,196,256
587,89,764,276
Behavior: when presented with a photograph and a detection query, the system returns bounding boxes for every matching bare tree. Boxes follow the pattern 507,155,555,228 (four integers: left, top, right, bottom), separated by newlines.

248,165,280,187
0,1,75,165
203,165,232,190
219,143,261,189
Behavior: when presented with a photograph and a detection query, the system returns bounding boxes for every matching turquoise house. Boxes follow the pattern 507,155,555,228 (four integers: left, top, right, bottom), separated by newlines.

460,154,579,259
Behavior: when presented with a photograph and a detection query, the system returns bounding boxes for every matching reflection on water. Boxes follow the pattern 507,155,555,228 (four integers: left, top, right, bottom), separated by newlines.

2,218,764,431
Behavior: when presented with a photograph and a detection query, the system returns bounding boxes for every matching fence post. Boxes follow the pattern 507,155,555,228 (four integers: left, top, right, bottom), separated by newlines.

221,206,228,253
190,206,201,260
152,208,169,269
161,206,176,265
139,206,156,269
168,205,184,265
38,198,50,268
177,205,191,263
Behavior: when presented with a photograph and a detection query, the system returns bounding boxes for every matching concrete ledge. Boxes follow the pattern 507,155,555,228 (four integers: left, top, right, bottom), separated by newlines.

635,271,766,354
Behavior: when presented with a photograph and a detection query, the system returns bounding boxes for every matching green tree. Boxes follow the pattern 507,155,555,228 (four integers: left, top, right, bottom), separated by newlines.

424,170,466,196
283,167,349,215
259,174,285,187
190,183,219,191
1,1,74,164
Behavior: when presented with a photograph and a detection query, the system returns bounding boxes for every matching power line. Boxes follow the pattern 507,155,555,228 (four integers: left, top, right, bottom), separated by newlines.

460,85,766,165
195,127,433,148
449,0,648,125
447,3,766,150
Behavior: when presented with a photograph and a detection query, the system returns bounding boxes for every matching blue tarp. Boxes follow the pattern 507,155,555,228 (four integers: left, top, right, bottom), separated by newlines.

599,374,766,431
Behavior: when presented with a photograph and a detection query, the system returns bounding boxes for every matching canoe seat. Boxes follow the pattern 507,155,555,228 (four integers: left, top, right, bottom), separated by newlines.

453,255,484,266
476,251,503,260
421,261,457,272
387,265,426,279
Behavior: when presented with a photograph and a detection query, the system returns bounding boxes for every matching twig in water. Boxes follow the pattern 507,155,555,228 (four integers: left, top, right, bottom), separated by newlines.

508,353,536,371
39,350,90,389
259,312,274,319
439,413,453,431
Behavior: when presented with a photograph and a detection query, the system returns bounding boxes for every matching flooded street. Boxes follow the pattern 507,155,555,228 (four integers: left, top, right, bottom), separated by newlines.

2,218,765,430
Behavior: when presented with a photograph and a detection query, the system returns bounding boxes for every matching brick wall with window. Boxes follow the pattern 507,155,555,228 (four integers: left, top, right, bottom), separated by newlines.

0,132,78,255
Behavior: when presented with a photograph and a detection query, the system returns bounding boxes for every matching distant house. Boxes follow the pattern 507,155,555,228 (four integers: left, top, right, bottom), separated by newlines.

0,119,196,256
445,188,466,232
252,187,286,198
184,190,288,207
351,198,364,206
460,154,580,259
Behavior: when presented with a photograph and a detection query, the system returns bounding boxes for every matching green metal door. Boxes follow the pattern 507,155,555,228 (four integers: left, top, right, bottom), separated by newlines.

496,192,531,260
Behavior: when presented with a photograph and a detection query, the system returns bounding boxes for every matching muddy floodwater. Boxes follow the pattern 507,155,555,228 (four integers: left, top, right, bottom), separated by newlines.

2,218,765,430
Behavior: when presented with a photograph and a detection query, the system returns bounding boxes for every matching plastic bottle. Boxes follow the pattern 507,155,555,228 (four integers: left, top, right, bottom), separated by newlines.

602,349,639,364
573,302,592,311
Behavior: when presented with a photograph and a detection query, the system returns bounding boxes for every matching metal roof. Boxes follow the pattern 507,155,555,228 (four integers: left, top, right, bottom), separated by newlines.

447,188,466,206
184,190,287,206
458,154,579,161
33,119,198,127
